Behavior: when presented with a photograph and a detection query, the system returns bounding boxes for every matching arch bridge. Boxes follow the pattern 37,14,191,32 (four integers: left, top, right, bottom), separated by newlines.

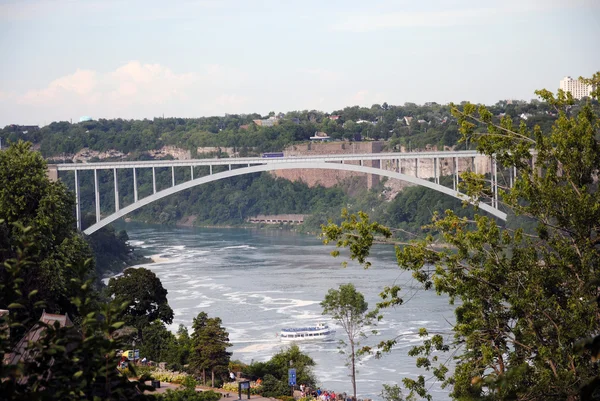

48,150,512,235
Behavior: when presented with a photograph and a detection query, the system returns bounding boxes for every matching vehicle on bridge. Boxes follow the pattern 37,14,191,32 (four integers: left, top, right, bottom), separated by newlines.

261,152,284,158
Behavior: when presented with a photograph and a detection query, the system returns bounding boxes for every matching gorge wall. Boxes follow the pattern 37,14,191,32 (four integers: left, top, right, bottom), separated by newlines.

273,142,493,192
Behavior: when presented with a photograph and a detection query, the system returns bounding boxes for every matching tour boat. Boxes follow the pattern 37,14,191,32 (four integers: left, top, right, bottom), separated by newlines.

279,322,336,342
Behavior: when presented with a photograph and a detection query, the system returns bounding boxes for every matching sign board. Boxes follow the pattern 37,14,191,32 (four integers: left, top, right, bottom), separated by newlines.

288,368,297,386
134,349,140,359
240,382,250,390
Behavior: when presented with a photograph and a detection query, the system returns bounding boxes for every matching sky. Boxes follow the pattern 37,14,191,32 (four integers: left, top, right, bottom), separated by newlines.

0,0,599,126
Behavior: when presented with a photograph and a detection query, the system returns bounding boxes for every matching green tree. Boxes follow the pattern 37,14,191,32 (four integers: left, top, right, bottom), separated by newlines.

139,320,174,363
0,140,93,319
189,312,232,387
107,267,174,339
321,283,374,400
0,234,153,400
321,72,600,400
243,344,316,397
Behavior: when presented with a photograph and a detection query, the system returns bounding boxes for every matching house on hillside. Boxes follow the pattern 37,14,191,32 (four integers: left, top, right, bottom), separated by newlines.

310,131,330,141
3,311,74,368
253,116,279,127
403,116,413,125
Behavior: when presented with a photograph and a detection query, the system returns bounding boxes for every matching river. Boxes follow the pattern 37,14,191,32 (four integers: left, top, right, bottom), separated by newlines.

121,223,454,400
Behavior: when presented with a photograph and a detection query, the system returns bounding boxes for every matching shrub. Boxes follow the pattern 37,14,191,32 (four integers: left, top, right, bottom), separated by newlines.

159,389,221,401
222,381,262,395
151,371,190,384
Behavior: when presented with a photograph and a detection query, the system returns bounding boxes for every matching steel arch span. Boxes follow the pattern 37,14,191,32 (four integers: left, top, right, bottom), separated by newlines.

83,161,506,235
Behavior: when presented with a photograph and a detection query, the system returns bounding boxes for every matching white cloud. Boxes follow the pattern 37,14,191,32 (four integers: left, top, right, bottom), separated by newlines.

347,90,385,107
12,61,248,121
19,69,98,105
0,90,16,102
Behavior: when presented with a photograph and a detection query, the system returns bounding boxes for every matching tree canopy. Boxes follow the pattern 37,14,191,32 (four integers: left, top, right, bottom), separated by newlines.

243,344,317,398
0,140,93,318
107,267,174,338
189,312,232,387
321,283,374,400
321,73,600,400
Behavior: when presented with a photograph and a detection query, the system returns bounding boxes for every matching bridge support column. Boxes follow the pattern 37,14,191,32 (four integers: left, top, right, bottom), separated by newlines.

434,158,439,185
152,167,157,194
454,157,459,191
114,168,119,212
415,158,418,178
94,169,100,223
172,166,175,186
210,165,213,175
229,164,232,171
191,166,194,180
133,168,138,203
493,157,498,208
74,170,81,231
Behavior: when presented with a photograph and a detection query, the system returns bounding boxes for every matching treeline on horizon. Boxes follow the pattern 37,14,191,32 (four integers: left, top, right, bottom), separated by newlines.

3,97,575,254
0,98,573,157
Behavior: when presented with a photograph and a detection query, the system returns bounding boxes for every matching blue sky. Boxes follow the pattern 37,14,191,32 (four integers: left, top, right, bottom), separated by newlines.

0,0,598,126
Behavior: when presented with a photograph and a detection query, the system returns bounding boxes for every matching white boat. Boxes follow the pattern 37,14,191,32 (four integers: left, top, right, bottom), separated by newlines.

279,322,336,342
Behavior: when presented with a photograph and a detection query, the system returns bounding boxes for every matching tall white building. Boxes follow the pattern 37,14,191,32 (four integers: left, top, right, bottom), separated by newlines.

559,76,593,99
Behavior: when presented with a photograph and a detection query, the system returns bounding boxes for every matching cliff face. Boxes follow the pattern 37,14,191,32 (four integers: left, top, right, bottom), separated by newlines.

273,141,493,194
47,146,192,163
274,141,384,189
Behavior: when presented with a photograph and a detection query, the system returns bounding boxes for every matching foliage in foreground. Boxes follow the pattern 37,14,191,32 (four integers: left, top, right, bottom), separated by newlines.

322,73,600,400
0,239,153,400
0,141,94,320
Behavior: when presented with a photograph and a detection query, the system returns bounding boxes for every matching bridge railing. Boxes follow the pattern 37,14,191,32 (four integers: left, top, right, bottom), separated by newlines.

48,150,511,233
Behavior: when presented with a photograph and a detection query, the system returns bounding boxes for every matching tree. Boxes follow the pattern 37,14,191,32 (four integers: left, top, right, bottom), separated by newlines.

321,72,600,400
139,320,174,363
243,344,317,397
0,234,153,400
189,312,232,387
0,140,93,319
321,283,374,400
107,267,174,339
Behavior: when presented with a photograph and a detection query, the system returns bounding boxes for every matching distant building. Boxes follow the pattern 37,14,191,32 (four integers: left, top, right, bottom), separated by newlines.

4,311,73,367
310,131,330,141
79,116,93,122
559,76,593,99
328,115,341,121
253,116,279,127
403,116,413,125
519,113,533,120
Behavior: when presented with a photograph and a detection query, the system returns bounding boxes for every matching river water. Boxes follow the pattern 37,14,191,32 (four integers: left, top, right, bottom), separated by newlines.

122,223,454,400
